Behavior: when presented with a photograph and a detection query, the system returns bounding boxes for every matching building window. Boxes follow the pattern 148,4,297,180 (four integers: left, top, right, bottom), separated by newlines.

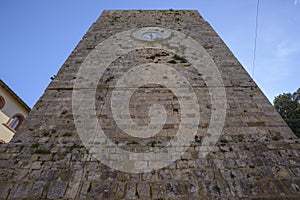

0,95,5,109
7,114,24,131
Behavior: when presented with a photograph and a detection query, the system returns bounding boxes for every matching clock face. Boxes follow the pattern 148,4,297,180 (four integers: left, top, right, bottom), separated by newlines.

131,27,171,41
142,32,162,40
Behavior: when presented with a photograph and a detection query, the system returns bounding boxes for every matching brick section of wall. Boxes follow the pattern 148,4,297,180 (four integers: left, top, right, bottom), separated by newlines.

0,10,299,199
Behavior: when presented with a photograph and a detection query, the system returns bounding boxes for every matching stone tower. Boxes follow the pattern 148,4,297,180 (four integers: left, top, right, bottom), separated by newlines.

0,10,299,199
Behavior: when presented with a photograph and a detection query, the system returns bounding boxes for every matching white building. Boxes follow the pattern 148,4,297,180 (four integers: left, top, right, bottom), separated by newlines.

0,79,30,143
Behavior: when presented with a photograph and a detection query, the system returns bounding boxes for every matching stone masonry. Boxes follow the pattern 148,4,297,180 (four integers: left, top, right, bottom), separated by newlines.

0,10,299,199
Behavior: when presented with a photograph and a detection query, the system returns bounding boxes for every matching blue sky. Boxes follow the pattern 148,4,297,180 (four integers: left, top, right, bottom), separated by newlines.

0,0,299,108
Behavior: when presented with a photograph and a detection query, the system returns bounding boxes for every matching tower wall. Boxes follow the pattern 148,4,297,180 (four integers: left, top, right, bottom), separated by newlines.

0,10,299,199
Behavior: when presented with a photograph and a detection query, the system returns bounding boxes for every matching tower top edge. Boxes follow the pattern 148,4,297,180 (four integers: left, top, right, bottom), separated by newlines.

102,9,199,12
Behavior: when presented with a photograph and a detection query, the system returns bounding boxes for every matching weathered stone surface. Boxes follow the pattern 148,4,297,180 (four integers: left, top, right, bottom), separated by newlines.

87,182,111,199
166,181,197,198
151,182,165,199
0,182,12,199
0,10,299,199
137,182,151,198
30,181,46,198
47,181,67,199
9,182,32,199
